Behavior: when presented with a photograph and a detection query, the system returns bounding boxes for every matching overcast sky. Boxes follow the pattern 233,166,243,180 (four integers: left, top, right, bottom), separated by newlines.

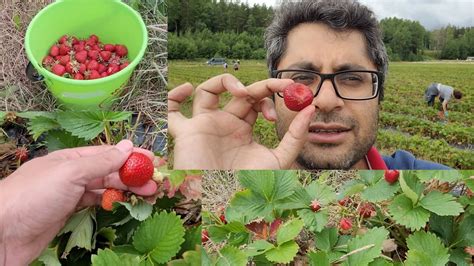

243,0,474,30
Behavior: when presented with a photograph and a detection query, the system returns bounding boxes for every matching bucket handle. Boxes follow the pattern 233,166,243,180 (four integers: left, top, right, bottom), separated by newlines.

26,62,44,82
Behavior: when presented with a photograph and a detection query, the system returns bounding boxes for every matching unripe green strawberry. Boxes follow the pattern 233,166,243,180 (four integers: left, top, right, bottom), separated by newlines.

119,152,154,187
101,188,125,211
283,83,313,111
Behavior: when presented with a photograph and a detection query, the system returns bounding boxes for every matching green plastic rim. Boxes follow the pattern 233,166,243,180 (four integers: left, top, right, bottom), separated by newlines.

24,0,148,109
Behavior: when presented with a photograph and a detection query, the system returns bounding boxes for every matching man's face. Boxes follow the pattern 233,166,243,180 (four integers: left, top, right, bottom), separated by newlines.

275,23,380,169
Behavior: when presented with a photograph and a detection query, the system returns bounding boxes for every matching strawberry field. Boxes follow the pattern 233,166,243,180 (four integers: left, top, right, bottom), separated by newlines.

202,170,474,265
0,112,202,264
169,60,474,169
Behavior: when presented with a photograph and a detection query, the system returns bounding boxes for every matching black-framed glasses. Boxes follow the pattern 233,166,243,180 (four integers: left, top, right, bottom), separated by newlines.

272,69,382,100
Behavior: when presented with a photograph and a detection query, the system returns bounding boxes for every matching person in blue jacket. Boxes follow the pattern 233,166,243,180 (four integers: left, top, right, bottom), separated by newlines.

168,0,451,170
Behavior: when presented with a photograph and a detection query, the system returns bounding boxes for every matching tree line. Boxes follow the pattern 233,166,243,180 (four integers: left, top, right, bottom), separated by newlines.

168,0,474,61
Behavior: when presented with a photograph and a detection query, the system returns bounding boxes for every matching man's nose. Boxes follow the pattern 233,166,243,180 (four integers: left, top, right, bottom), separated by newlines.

313,80,344,112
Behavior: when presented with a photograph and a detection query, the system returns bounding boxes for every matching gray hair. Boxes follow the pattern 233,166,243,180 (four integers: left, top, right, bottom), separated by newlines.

265,0,388,100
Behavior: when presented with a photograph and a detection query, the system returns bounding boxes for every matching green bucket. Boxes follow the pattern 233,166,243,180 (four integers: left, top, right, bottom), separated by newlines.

25,0,148,110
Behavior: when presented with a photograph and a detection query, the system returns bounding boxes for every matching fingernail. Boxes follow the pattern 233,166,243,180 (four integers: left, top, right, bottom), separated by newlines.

116,140,133,153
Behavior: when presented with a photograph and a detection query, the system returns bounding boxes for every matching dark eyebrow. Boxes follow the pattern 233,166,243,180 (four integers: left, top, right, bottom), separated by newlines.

287,61,321,72
335,63,370,72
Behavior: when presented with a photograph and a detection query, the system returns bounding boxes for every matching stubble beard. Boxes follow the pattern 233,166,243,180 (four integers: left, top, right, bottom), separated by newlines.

276,110,379,169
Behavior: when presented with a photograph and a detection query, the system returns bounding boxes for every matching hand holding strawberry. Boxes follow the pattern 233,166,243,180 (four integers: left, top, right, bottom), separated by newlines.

0,140,156,265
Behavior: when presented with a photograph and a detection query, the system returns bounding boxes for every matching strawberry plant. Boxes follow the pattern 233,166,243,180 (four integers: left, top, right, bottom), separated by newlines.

203,170,474,265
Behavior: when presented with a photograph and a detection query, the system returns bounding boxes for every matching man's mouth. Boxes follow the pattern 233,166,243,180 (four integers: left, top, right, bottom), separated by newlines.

307,123,352,144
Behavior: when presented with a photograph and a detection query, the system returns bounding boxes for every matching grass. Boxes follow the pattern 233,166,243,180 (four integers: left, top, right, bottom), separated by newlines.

169,60,474,168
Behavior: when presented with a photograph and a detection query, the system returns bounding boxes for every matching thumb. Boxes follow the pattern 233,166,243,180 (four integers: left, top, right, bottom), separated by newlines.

271,105,315,168
73,140,133,183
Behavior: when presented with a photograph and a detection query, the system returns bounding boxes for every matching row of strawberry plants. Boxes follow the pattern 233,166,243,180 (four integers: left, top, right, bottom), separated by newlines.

381,101,473,127
202,170,474,265
376,129,474,169
379,112,474,145
383,93,472,114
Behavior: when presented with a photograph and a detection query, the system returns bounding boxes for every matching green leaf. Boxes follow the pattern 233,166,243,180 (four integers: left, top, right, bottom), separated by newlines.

361,177,399,203
216,245,248,266
56,111,131,140
297,208,328,233
265,240,299,263
369,257,392,266
342,227,389,266
37,247,61,266
305,180,336,205
96,227,117,246
453,214,474,247
119,199,154,221
111,245,140,256
415,170,461,183
202,247,212,266
428,214,454,246
208,225,231,243
132,211,185,264
169,170,187,188
388,194,430,230
399,173,420,204
27,116,60,140
340,180,366,197
314,227,339,252
228,189,273,223
16,111,56,119
359,171,382,185
169,248,202,266
405,231,449,266
91,249,122,266
276,185,311,210
276,218,304,245
59,207,95,254
419,191,464,216
273,170,299,200
45,130,88,152
308,251,330,266
178,225,202,257
449,247,471,266
239,170,275,200
245,240,275,257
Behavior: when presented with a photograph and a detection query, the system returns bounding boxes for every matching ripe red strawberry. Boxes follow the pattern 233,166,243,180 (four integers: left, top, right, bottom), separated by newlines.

101,188,125,211
50,45,60,57
75,50,88,63
65,62,74,74
202,230,209,243
87,60,99,71
310,199,321,212
88,70,100,80
338,197,351,206
119,152,154,187
339,218,352,230
59,55,70,66
59,44,71,55
73,43,85,52
51,64,66,76
120,61,129,70
115,45,128,57
88,49,99,60
358,203,376,218
74,73,84,80
100,51,112,62
42,55,55,67
283,83,313,111
15,147,28,162
89,34,99,44
384,170,399,184
104,44,115,52
59,35,68,44
100,72,108,78
107,64,120,75
219,214,227,224
78,63,87,74
71,36,79,45
98,63,107,74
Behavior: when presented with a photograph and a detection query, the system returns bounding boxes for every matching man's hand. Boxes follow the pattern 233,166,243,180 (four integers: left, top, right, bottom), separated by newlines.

0,140,157,265
168,74,316,169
